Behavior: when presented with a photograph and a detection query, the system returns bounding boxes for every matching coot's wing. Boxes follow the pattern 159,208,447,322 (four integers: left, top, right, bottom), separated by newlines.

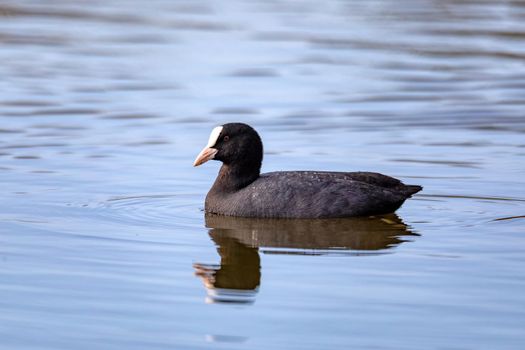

302,171,421,196
339,171,402,188
237,172,411,218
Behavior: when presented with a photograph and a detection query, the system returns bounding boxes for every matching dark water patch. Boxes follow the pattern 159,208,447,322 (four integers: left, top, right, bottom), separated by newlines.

252,31,312,43
411,47,525,62
256,118,309,128
71,86,108,94
360,3,517,23
471,125,525,133
308,36,412,53
380,73,474,84
367,140,417,146
1,143,67,149
423,28,525,41
30,170,56,174
344,110,397,118
125,140,170,147
0,128,23,134
165,3,214,15
418,194,525,203
265,149,292,155
397,85,473,93
492,215,525,222
390,158,481,168
211,107,259,115
27,132,73,138
481,81,525,91
30,124,87,131
174,117,211,123
108,83,177,91
204,334,248,344
73,98,108,105
0,32,69,47
375,61,483,73
402,175,479,180
266,121,359,132
24,108,101,116
109,73,140,81
86,154,111,159
295,55,354,66
167,19,234,32
4,68,55,80
282,109,332,120
102,34,170,44
13,155,40,160
341,94,441,103
227,68,279,77
254,1,318,15
102,113,161,120
355,109,525,133
424,141,493,147
67,48,129,58
0,4,150,26
494,99,525,106
260,248,388,257
302,33,525,63
1,100,58,107
296,67,320,76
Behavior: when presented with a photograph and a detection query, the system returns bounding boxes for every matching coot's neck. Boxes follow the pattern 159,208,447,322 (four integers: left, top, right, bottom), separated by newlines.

211,162,260,193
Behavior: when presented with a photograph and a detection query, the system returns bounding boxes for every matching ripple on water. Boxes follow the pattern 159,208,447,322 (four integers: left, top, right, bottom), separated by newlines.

211,107,260,115
0,128,24,134
13,155,41,159
90,193,203,229
0,100,59,107
4,108,102,117
101,113,162,120
389,158,481,168
227,68,280,77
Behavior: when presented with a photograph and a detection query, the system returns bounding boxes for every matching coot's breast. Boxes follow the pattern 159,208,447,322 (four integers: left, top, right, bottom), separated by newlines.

205,171,418,218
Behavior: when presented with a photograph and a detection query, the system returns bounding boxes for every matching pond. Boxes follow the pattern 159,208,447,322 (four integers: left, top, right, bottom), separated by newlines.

1,1,524,349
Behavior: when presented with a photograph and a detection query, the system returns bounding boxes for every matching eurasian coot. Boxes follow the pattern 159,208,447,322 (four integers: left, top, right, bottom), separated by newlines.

194,123,422,218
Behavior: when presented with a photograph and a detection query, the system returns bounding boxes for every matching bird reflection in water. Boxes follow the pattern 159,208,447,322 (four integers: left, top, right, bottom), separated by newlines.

194,213,419,304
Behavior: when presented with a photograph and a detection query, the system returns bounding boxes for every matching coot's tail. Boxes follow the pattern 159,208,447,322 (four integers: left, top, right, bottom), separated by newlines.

404,185,423,197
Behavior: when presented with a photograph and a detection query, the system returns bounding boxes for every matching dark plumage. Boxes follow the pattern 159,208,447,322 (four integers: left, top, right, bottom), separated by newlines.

194,123,422,218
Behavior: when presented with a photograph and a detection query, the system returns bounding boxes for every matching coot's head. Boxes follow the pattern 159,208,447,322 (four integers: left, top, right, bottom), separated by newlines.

193,123,263,170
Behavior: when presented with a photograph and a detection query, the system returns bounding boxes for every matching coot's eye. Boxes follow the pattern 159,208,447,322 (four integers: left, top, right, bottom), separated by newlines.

223,135,230,142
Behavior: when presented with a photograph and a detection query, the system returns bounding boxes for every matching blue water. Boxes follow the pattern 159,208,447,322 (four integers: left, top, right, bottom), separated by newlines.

1,1,525,349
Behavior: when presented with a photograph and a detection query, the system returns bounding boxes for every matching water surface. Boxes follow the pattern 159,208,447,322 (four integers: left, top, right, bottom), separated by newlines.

1,1,525,349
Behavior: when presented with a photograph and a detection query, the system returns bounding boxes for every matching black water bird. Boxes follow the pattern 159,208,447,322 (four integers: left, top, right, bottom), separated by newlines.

193,123,422,218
